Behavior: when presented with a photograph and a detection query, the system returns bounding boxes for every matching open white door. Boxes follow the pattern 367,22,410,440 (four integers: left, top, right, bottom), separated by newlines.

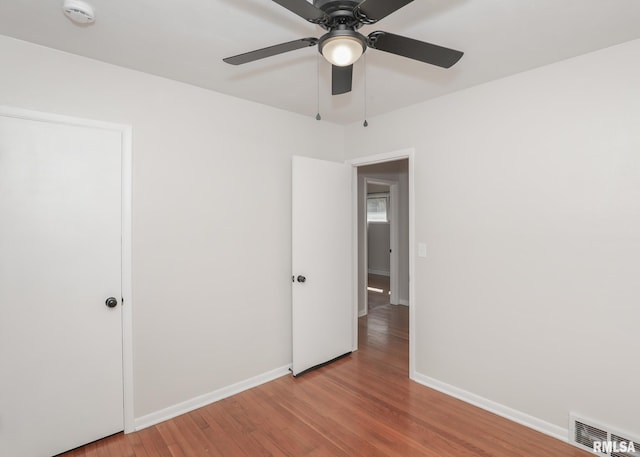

0,113,124,457
292,156,353,376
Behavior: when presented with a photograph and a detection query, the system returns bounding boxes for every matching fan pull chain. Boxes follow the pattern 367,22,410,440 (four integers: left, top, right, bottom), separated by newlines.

316,54,322,121
363,53,368,127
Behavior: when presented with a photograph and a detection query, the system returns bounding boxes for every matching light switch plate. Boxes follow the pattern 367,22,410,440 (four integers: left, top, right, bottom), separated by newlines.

418,242,427,258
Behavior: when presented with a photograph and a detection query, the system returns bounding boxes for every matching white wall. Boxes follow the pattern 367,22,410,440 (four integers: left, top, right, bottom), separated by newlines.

0,36,344,419
345,40,640,437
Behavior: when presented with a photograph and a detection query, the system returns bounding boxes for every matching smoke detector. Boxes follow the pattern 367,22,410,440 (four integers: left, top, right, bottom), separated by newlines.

63,0,95,24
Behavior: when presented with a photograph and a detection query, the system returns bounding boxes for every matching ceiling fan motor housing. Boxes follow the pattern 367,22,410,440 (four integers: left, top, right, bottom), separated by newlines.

313,0,364,29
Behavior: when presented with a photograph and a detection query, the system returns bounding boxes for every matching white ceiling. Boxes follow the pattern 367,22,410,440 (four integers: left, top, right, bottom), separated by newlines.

1,0,640,124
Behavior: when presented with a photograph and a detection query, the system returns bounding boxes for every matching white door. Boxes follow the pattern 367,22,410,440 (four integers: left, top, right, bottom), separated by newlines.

291,156,353,376
0,114,124,457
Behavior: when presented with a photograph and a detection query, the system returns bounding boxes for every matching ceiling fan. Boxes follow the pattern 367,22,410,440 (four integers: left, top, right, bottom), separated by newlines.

223,0,464,96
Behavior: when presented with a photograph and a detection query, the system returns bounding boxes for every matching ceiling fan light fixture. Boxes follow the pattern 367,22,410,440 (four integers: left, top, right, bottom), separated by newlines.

320,34,365,67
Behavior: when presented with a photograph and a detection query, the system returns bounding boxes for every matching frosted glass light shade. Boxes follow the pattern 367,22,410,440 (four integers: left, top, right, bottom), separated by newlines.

321,36,364,66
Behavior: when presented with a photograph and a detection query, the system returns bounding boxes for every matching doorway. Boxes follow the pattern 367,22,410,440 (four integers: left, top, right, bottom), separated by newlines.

349,149,415,377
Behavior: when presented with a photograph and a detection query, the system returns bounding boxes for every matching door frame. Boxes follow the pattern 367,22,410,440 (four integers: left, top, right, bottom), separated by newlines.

347,148,416,378
0,105,135,433
362,177,399,315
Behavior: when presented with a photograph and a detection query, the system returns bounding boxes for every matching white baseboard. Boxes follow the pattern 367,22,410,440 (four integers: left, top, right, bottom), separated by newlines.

358,309,367,317
412,372,568,443
368,269,390,276
397,299,409,306
134,364,291,431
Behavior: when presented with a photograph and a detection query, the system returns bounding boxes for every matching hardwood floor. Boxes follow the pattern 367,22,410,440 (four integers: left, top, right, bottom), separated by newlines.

61,295,589,457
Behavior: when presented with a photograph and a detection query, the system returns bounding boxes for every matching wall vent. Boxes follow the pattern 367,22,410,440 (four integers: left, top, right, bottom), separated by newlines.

569,413,639,457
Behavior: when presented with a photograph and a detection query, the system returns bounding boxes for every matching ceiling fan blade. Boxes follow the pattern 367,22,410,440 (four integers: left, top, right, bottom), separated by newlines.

272,0,328,23
368,31,463,68
332,64,353,95
223,38,318,65
354,0,413,23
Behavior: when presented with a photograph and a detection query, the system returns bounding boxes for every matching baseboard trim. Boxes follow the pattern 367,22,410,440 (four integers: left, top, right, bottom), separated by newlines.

397,299,409,306
368,269,390,276
412,372,568,443
134,364,291,431
358,309,367,317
